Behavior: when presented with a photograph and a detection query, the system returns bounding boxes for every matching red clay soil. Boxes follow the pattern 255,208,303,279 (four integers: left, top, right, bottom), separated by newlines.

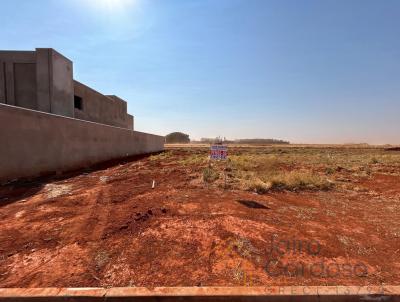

0,149,399,287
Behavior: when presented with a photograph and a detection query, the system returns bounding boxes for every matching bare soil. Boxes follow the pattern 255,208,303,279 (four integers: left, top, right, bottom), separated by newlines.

0,146,399,287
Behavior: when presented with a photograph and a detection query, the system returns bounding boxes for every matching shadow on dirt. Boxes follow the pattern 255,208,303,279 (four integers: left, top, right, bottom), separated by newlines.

0,151,162,207
237,199,270,209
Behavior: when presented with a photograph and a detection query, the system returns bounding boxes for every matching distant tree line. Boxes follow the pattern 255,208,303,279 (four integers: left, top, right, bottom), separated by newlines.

165,133,289,145
234,138,290,145
199,137,290,145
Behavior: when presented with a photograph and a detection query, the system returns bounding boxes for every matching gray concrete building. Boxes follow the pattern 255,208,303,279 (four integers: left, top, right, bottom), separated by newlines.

0,48,133,129
0,48,163,182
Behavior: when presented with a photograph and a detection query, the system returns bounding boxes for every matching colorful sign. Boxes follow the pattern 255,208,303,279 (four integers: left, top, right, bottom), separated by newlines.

210,145,228,160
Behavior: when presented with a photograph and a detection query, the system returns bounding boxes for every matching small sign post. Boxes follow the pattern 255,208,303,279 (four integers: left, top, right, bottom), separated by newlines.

210,145,228,160
210,144,229,189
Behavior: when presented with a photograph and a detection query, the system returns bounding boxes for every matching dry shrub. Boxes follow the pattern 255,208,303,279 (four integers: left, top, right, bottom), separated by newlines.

246,172,332,193
370,157,379,164
231,154,333,193
265,171,333,191
181,154,207,166
230,154,279,171
246,178,272,193
149,151,170,161
203,167,219,183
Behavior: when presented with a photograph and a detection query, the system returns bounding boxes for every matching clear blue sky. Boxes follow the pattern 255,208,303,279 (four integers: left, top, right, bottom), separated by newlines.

2,0,399,144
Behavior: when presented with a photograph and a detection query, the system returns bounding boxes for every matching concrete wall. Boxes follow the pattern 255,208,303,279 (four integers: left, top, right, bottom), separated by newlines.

126,114,134,130
14,62,37,109
49,49,74,117
107,95,134,129
0,48,131,127
0,49,74,117
0,104,164,182
0,51,37,107
36,48,52,112
74,81,132,129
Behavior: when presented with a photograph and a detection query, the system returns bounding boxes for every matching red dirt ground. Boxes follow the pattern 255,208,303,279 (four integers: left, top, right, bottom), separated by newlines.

0,148,399,287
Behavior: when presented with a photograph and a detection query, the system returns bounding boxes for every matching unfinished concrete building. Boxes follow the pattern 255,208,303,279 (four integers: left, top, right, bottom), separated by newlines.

0,48,164,182
0,48,133,129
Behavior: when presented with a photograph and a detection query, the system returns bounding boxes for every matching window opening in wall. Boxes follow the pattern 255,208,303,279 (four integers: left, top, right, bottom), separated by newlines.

74,95,83,110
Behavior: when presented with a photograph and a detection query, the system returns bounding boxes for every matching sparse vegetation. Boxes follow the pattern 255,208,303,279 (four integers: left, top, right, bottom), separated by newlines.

94,250,110,270
229,153,332,192
370,157,379,164
179,154,207,166
203,166,219,183
161,145,400,193
168,145,400,193
246,178,272,194
149,151,171,161
242,170,332,193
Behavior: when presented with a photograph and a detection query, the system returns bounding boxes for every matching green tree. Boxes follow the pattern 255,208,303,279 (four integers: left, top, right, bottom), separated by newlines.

165,132,190,143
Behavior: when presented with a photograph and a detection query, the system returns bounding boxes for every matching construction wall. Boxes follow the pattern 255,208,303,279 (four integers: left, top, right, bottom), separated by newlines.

47,49,74,117
0,50,37,108
1,48,133,128
73,81,132,129
0,104,164,182
0,49,74,117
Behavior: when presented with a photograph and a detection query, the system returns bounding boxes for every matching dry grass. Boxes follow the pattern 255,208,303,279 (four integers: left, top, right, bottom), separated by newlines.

203,167,219,183
94,250,110,270
180,154,207,166
149,152,171,161
247,172,333,193
159,146,400,193
229,154,333,193
225,147,400,193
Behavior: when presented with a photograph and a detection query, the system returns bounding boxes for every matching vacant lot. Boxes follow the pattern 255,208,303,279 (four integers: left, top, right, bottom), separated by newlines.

0,145,400,287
